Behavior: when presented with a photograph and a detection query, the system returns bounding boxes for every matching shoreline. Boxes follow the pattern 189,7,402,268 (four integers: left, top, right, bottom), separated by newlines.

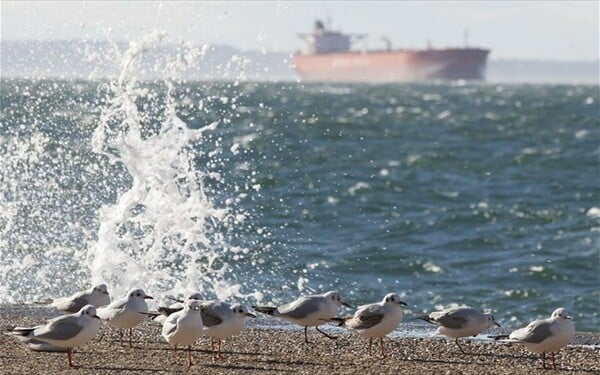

1,304,599,374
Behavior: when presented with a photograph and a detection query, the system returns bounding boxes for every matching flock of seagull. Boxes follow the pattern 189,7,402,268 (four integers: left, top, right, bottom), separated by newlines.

3,284,575,369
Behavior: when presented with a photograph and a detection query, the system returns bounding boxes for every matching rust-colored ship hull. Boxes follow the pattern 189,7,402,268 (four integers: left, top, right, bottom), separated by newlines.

293,48,490,83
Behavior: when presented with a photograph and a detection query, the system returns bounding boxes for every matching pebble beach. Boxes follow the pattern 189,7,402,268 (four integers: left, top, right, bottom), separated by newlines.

1,305,598,375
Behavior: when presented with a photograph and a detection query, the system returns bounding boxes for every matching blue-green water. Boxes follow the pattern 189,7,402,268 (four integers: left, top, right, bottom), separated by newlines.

1,78,598,331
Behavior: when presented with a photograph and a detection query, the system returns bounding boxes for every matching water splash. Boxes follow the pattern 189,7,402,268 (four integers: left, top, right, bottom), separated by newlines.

88,32,262,302
0,32,278,307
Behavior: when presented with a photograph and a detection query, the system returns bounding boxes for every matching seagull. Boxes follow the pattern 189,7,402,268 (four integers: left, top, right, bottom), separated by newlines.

97,288,153,347
4,305,100,367
162,299,204,367
505,307,575,369
197,302,255,359
332,293,407,358
43,284,110,313
417,306,500,353
253,291,351,343
152,300,256,359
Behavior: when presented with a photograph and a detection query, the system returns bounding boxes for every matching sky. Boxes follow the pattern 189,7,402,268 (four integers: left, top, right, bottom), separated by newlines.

1,1,598,61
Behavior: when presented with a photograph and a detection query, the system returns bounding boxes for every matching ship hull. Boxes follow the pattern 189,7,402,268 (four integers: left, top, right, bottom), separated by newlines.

292,48,490,83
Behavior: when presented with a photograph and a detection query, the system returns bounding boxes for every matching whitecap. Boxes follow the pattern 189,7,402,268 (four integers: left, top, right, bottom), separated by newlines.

586,207,600,218
348,182,371,196
423,261,444,273
437,110,451,120
327,196,339,205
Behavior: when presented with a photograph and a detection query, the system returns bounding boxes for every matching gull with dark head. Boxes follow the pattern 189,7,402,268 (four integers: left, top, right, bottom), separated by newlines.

505,307,574,369
97,288,153,347
418,306,500,353
332,293,407,357
4,305,100,367
253,290,351,343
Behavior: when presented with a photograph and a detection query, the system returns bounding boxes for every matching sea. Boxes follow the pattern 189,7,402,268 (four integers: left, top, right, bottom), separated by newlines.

1,36,599,331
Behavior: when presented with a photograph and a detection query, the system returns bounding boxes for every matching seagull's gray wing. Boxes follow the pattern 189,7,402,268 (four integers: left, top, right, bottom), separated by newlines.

52,290,91,313
97,298,128,320
278,297,321,319
200,304,224,327
346,305,385,330
61,294,90,313
158,306,183,316
107,298,129,312
432,309,470,329
34,316,84,341
510,321,553,344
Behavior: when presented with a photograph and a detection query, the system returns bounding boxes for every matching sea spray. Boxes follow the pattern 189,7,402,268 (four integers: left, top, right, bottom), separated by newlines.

88,33,264,302
0,35,286,307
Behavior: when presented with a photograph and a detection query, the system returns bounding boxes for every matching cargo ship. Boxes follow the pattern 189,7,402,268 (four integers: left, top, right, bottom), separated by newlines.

292,21,490,83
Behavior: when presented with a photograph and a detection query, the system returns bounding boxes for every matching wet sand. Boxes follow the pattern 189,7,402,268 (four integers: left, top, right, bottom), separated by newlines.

1,305,598,374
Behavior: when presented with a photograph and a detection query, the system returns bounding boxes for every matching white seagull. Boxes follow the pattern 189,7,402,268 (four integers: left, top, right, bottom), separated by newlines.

333,293,407,357
418,306,500,353
97,288,153,347
505,307,575,369
162,299,204,367
197,302,255,359
253,290,351,343
4,305,100,367
47,284,111,313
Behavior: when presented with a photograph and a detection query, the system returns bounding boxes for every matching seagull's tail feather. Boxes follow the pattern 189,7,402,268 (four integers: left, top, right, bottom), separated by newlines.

252,306,277,316
328,316,349,327
139,311,161,320
33,299,53,306
415,314,435,324
166,296,184,303
157,307,181,316
489,334,510,341
3,327,35,338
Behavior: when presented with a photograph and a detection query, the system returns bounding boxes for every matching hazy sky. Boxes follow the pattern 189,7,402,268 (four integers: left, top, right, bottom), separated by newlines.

1,1,598,60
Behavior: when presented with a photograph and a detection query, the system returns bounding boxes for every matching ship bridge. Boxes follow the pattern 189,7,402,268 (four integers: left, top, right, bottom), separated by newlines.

298,20,366,55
